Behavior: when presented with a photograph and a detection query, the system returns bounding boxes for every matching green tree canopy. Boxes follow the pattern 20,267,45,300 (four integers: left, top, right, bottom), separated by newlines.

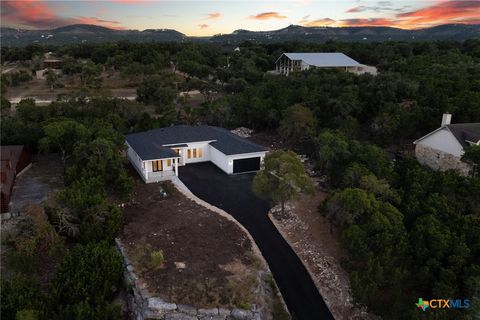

253,150,314,213
39,119,89,165
279,104,317,148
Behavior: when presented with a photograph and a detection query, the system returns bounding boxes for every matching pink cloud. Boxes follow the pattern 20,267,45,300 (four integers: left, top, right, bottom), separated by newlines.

198,24,209,29
249,12,287,20
206,12,221,19
1,0,125,29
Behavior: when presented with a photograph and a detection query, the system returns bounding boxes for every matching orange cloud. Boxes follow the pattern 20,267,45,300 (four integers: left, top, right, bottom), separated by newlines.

1,0,125,29
109,0,148,3
207,12,221,19
249,12,287,20
302,18,336,27
396,0,480,27
338,18,394,27
198,24,209,29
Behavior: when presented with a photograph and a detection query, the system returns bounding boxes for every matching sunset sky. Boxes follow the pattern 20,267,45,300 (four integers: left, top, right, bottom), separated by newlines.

1,0,479,36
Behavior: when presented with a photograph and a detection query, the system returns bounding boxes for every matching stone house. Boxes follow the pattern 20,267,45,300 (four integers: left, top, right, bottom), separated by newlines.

413,113,480,176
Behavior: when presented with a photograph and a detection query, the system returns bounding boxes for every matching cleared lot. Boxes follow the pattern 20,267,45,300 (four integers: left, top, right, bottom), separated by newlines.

121,180,269,310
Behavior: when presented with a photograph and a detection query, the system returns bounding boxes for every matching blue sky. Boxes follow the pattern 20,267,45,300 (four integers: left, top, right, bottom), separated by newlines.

1,0,479,36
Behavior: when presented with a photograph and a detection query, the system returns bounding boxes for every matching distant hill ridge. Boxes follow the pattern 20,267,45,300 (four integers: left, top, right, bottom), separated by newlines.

1,23,479,46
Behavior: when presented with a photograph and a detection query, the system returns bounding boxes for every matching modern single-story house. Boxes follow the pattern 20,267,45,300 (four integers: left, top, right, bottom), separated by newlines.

126,125,268,183
1,145,32,214
413,113,480,176
275,52,377,76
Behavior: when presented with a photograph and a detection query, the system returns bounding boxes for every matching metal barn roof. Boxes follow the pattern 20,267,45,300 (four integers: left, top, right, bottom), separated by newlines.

282,52,361,67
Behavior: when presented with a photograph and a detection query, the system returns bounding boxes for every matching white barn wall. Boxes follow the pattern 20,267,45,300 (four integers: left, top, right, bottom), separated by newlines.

418,128,465,157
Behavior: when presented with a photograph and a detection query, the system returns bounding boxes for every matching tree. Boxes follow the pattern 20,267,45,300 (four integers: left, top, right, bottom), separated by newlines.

0,276,42,320
39,120,89,166
80,60,102,89
137,74,177,107
47,242,123,319
279,104,317,149
253,150,314,214
462,145,480,177
43,69,58,91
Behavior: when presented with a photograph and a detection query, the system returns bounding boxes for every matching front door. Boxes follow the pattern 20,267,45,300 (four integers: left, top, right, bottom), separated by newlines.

152,160,163,172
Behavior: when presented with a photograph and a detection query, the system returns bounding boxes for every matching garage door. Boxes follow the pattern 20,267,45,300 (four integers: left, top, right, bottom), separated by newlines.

233,157,260,173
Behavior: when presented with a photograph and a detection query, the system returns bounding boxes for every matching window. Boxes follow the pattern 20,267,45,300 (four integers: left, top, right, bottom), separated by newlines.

152,160,162,172
193,148,197,158
187,149,191,159
198,148,203,157
167,159,172,166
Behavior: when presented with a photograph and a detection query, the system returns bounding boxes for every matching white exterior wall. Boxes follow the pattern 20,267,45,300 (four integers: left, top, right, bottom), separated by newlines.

210,147,267,174
417,128,465,157
127,140,267,180
184,141,212,164
145,158,175,174
228,152,267,174
127,142,147,181
301,61,310,71
210,146,230,173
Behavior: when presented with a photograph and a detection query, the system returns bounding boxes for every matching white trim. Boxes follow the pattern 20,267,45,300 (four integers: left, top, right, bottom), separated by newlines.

162,140,216,147
414,126,459,144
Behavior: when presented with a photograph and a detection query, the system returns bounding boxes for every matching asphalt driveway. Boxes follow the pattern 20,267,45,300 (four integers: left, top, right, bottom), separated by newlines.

179,162,334,320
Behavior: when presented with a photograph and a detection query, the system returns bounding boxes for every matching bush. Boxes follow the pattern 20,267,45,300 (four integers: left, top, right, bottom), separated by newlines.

0,276,42,320
151,250,164,270
48,242,123,318
15,309,39,320
79,204,123,244
8,205,63,274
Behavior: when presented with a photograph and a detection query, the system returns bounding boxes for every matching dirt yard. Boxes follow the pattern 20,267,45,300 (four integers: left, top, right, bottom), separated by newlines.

121,180,264,309
269,192,375,320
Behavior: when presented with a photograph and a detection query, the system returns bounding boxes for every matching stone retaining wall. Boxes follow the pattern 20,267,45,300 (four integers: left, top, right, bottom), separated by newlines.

415,144,471,176
115,238,266,320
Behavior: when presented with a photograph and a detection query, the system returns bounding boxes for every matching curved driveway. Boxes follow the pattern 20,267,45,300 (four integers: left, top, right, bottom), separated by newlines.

179,162,334,320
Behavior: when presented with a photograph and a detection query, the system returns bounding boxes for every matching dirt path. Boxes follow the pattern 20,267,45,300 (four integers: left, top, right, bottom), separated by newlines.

269,192,376,320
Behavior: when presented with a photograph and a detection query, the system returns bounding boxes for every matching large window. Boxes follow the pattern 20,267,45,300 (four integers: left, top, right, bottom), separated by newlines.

152,160,162,172
187,149,191,159
167,159,172,166
193,148,197,158
198,148,203,158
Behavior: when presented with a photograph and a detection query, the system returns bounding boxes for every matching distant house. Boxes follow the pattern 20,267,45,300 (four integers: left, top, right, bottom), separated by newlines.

1,145,31,214
413,113,480,175
126,126,268,183
37,53,63,80
43,59,63,69
275,52,377,76
36,68,62,80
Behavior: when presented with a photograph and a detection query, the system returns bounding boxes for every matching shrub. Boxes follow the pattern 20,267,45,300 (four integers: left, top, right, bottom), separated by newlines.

151,250,165,270
1,276,42,320
47,241,123,318
8,205,63,274
15,309,39,320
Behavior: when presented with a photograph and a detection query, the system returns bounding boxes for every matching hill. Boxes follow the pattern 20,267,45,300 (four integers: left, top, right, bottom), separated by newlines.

1,23,479,46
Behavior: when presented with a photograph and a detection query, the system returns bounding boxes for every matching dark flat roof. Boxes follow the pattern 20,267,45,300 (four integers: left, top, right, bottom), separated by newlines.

126,125,267,160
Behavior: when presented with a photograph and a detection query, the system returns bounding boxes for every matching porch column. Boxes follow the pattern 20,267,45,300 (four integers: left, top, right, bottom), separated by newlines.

144,161,148,180
175,158,178,176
